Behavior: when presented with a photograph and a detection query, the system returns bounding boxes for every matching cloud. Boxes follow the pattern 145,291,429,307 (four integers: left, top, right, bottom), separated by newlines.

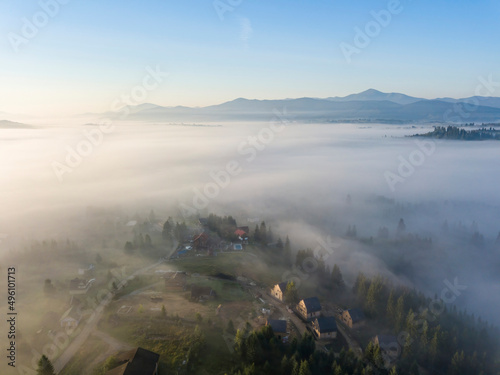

1,120,500,325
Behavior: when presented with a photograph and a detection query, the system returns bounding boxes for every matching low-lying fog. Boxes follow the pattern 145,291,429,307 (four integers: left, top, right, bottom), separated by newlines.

1,119,500,324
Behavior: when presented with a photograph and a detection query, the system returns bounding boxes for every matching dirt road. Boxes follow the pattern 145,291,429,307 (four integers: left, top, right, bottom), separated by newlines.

54,258,165,374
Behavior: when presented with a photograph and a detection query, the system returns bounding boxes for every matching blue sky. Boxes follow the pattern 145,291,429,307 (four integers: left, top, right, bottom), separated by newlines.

0,0,499,115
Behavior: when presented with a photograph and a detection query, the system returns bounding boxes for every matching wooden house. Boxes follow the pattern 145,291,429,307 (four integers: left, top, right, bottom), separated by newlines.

312,316,338,339
342,308,365,328
266,319,287,340
296,297,322,321
270,282,288,302
105,347,159,375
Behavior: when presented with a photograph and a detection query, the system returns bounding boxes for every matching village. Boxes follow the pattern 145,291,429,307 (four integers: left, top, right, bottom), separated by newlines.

43,213,404,375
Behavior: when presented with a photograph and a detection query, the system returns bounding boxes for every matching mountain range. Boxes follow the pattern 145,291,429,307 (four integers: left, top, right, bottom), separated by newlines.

0,120,34,129
3,90,500,125
96,89,500,124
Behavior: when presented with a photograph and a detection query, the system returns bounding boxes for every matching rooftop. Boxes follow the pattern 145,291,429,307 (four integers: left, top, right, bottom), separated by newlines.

301,297,322,313
267,319,287,333
315,316,337,333
346,308,365,323
106,347,159,375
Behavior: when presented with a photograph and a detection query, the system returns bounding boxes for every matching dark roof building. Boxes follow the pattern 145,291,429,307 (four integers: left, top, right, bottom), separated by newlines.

106,347,160,375
314,316,337,333
342,308,366,328
302,297,322,313
347,308,365,323
277,282,288,293
296,297,322,321
267,319,287,334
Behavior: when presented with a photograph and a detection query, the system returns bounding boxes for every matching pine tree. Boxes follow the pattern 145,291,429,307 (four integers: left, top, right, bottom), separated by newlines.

397,218,406,236
298,360,311,375
284,236,292,265
234,329,247,358
386,290,396,324
365,278,383,316
402,334,414,359
420,320,429,348
405,309,416,338
276,237,284,251
353,272,367,298
254,225,261,243
246,332,263,364
429,327,440,364
332,362,343,375
331,264,346,291
372,344,385,370
227,319,235,334
260,221,267,245
409,360,420,375
281,355,293,375
37,355,55,375
395,295,405,332
285,281,299,304
267,227,274,243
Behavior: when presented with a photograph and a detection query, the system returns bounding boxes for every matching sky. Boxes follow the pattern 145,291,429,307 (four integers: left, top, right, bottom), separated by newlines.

1,0,500,116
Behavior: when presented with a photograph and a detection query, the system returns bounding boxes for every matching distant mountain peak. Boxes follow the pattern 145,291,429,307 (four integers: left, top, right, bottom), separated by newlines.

361,88,383,94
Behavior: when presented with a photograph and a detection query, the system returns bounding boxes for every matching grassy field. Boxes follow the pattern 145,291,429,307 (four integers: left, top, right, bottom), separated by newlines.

59,336,109,375
174,249,288,287
188,276,252,302
98,314,235,375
